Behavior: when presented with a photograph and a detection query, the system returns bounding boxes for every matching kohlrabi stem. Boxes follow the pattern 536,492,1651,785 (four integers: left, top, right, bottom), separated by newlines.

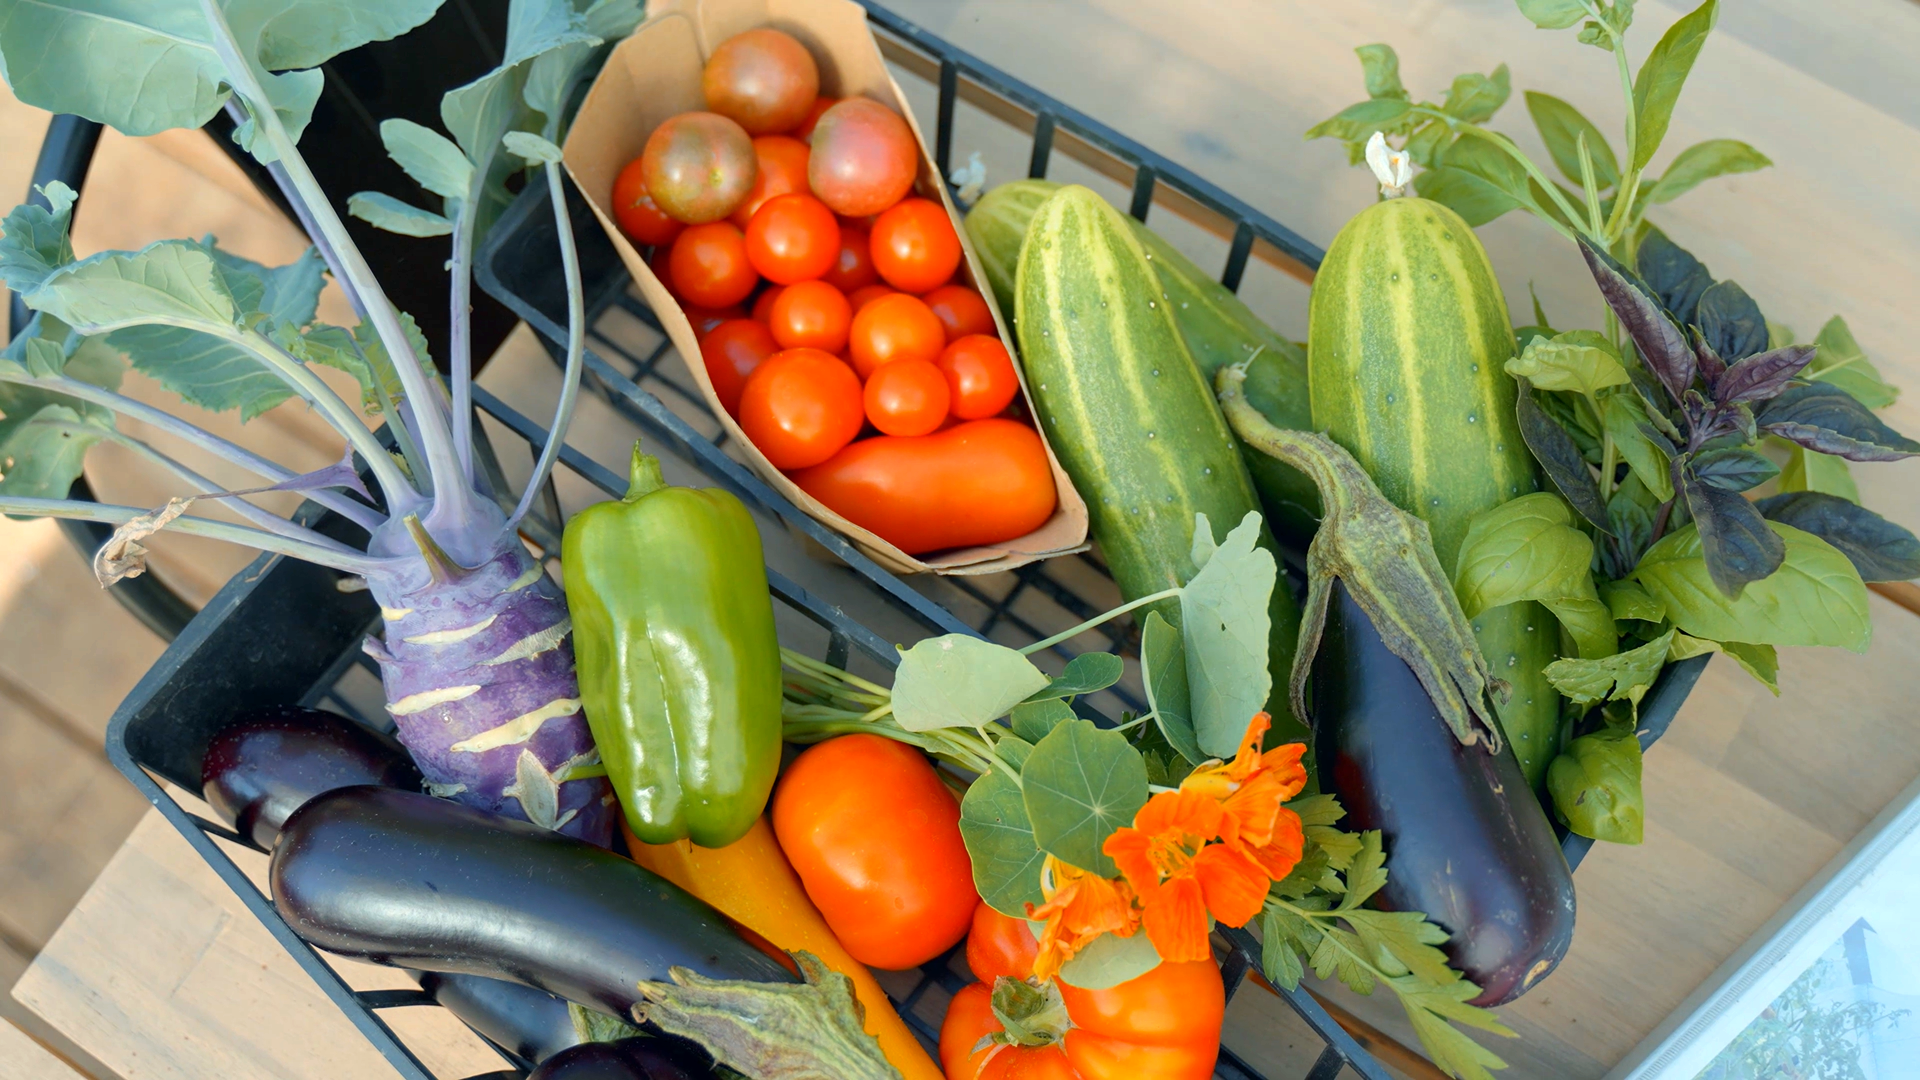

225,100,367,325
506,162,587,531
1019,586,1183,656
238,328,418,503
0,495,390,575
449,194,479,486
2,371,385,531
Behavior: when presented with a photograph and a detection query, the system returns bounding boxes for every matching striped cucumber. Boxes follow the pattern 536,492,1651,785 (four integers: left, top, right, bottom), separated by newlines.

968,180,1319,545
1014,184,1305,738
1307,197,1561,785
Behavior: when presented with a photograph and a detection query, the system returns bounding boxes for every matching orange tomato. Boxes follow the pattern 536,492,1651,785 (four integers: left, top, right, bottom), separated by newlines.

871,198,962,294
937,335,1021,420
864,358,950,436
746,192,841,284
611,157,684,247
731,135,812,227
768,280,852,353
794,95,837,140
792,419,1056,553
737,348,864,470
700,318,779,415
923,284,996,340
807,98,919,217
702,28,820,136
847,283,897,313
848,292,945,378
823,223,879,293
670,222,758,308
941,985,1079,1080
772,735,978,970
966,898,1039,981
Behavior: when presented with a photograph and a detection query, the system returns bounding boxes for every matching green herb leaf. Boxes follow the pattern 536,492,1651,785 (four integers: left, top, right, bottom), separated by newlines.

1635,523,1870,649
379,118,474,201
1644,139,1771,205
1668,632,1779,693
1261,908,1308,989
1543,629,1673,708
959,770,1047,918
1021,719,1148,877
1415,165,1526,227
0,181,77,292
1777,443,1859,503
1441,65,1512,123
1287,792,1345,829
1140,612,1203,766
1355,44,1407,100
1306,825,1363,873
1755,491,1920,583
1339,830,1389,910
1305,97,1416,143
347,192,455,237
1505,330,1629,397
1025,652,1125,702
1454,493,1616,657
1548,730,1644,844
1524,92,1620,187
1009,699,1076,744
1806,316,1898,410
1631,0,1720,169
1515,0,1590,30
1347,908,1457,986
1516,379,1612,532
1603,393,1675,500
1399,981,1514,1080
1679,467,1785,598
1598,579,1666,623
892,635,1051,732
1056,930,1161,990
1180,511,1275,759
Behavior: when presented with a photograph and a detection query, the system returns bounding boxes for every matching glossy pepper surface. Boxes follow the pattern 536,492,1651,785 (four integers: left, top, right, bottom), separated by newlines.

562,444,782,848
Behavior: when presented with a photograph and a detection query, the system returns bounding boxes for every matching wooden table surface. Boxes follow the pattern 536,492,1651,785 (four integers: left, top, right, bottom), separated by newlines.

9,1,1920,1078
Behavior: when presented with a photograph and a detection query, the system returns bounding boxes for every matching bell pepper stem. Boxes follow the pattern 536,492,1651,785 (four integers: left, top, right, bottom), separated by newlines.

624,443,669,503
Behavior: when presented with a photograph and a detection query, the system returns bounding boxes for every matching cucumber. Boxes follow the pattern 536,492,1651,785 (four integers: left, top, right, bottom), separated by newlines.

968,181,1319,545
1307,197,1562,786
1014,185,1305,738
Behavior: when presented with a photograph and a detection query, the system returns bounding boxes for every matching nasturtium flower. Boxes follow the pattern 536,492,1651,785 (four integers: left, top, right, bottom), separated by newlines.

1103,789,1270,962
1181,712,1310,880
1025,854,1139,982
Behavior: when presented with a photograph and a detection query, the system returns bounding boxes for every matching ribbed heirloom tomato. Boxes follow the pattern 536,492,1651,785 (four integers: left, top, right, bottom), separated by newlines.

737,348,864,470
772,735,978,970
871,197,962,294
940,903,1224,1080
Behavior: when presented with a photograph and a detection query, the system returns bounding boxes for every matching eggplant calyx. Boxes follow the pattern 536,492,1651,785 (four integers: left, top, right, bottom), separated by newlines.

1216,363,1507,751
634,951,902,1080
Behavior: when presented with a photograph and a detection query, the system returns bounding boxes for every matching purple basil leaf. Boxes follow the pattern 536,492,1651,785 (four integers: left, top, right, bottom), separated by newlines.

1680,465,1786,598
1626,365,1686,443
1636,227,1713,327
1758,382,1920,462
1515,376,1611,532
1688,446,1780,493
1714,344,1817,406
1695,279,1769,362
1580,241,1695,404
1693,332,1727,389
1755,491,1920,582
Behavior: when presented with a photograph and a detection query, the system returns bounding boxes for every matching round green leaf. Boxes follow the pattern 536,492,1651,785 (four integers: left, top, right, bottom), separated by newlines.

1022,719,1148,878
959,771,1046,918
892,634,1050,732
1057,930,1161,990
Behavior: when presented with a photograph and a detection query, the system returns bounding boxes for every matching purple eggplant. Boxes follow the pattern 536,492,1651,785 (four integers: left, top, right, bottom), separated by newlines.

201,706,423,850
1312,582,1575,1006
527,1038,714,1080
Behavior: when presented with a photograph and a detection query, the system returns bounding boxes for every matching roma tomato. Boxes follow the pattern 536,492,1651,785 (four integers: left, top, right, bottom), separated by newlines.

792,419,1056,553
848,292,945,378
847,283,896,313
699,318,779,415
794,95,836,140
731,135,811,227
746,193,840,284
807,98,918,217
670,222,758,309
737,348,863,470
640,112,757,224
941,984,1077,1080
702,28,819,135
822,223,879,293
937,335,1021,420
767,280,851,353
772,735,978,970
611,158,684,247
871,198,962,294
864,358,949,437
923,284,996,340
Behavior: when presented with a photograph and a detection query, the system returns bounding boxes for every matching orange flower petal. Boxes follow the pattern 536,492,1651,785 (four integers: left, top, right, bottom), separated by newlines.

1102,827,1161,899
1260,743,1310,800
1248,806,1306,881
1193,843,1270,928
1141,875,1212,963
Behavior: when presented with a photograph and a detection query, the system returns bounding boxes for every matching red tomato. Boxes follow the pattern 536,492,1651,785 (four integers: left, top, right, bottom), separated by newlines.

966,900,1039,981
669,222,758,309
683,304,745,340
847,283,896,313
611,158,684,247
767,280,852,353
640,112,758,224
942,984,1079,1080
772,735,978,969
699,318,779,416
737,348,864,469
751,283,786,323
848,292,945,378
871,197,962,293
703,28,819,135
822,223,879,293
794,95,837,140
648,246,679,298
730,135,811,227
745,193,840,284
793,419,1056,553
807,98,919,217
864,358,950,436
938,335,1021,420
923,284,996,340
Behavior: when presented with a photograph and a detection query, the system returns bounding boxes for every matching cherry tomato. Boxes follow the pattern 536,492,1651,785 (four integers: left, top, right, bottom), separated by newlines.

863,358,950,436
683,304,745,340
737,348,863,470
923,284,996,340
822,223,879,293
731,135,811,227
767,280,851,353
937,335,1021,420
699,318,779,416
966,900,1039,981
794,95,837,140
703,28,820,135
848,292,945,378
807,98,919,217
870,197,962,293
641,112,758,224
751,283,786,323
669,222,758,309
745,193,840,284
847,283,896,313
793,419,1056,553
611,158,684,247
772,735,978,969
648,246,679,298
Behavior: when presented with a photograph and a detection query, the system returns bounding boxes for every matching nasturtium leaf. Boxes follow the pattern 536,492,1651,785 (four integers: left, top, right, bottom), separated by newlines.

1579,244,1694,403
347,192,456,237
1695,280,1768,364
1644,139,1771,205
1687,446,1779,493
0,181,77,293
1668,632,1779,694
1354,44,1407,100
1755,491,1920,583
1630,0,1720,169
1598,579,1666,624
1548,731,1644,844
380,119,474,201
1057,929,1161,990
1777,444,1859,503
1190,510,1220,570
1140,612,1202,766
1514,377,1610,530
1441,65,1511,124
1009,699,1076,745
1680,467,1785,597
958,770,1046,918
1022,719,1148,878
892,634,1050,732
994,735,1034,772
1504,330,1628,397
1515,0,1589,30
1304,97,1415,143
1179,511,1275,760
1542,629,1673,708
1636,228,1713,327
1603,393,1675,500
1524,91,1618,188
1808,316,1898,410
1758,382,1920,462
1634,522,1871,650
1025,652,1125,702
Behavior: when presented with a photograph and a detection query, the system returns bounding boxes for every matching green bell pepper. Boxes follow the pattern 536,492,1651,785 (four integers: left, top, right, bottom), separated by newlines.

562,443,782,848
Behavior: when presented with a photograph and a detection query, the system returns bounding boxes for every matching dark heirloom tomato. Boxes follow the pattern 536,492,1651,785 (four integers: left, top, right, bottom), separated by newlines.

807,98,919,217
702,28,819,135
794,95,837,140
737,348,864,470
640,112,757,224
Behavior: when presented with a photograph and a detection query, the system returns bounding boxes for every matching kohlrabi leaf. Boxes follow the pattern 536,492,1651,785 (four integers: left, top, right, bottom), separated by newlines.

1758,382,1920,462
1515,377,1610,530
1021,719,1148,878
1694,280,1768,363
1636,227,1713,328
1807,316,1898,410
1453,493,1615,658
27,240,237,334
525,40,598,127
1504,330,1628,397
1633,522,1871,649
1179,511,1275,759
205,242,326,329
442,61,535,234
347,192,455,237
380,119,474,201
0,181,77,292
1679,464,1784,597
1524,91,1618,188
1755,491,1920,583
288,313,437,415
1140,611,1202,766
1630,0,1720,170
503,130,565,165
109,323,294,421
892,635,1050,732
1025,652,1125,703
501,0,598,67
582,0,643,38
1644,139,1771,205
958,769,1046,918
0,318,118,500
